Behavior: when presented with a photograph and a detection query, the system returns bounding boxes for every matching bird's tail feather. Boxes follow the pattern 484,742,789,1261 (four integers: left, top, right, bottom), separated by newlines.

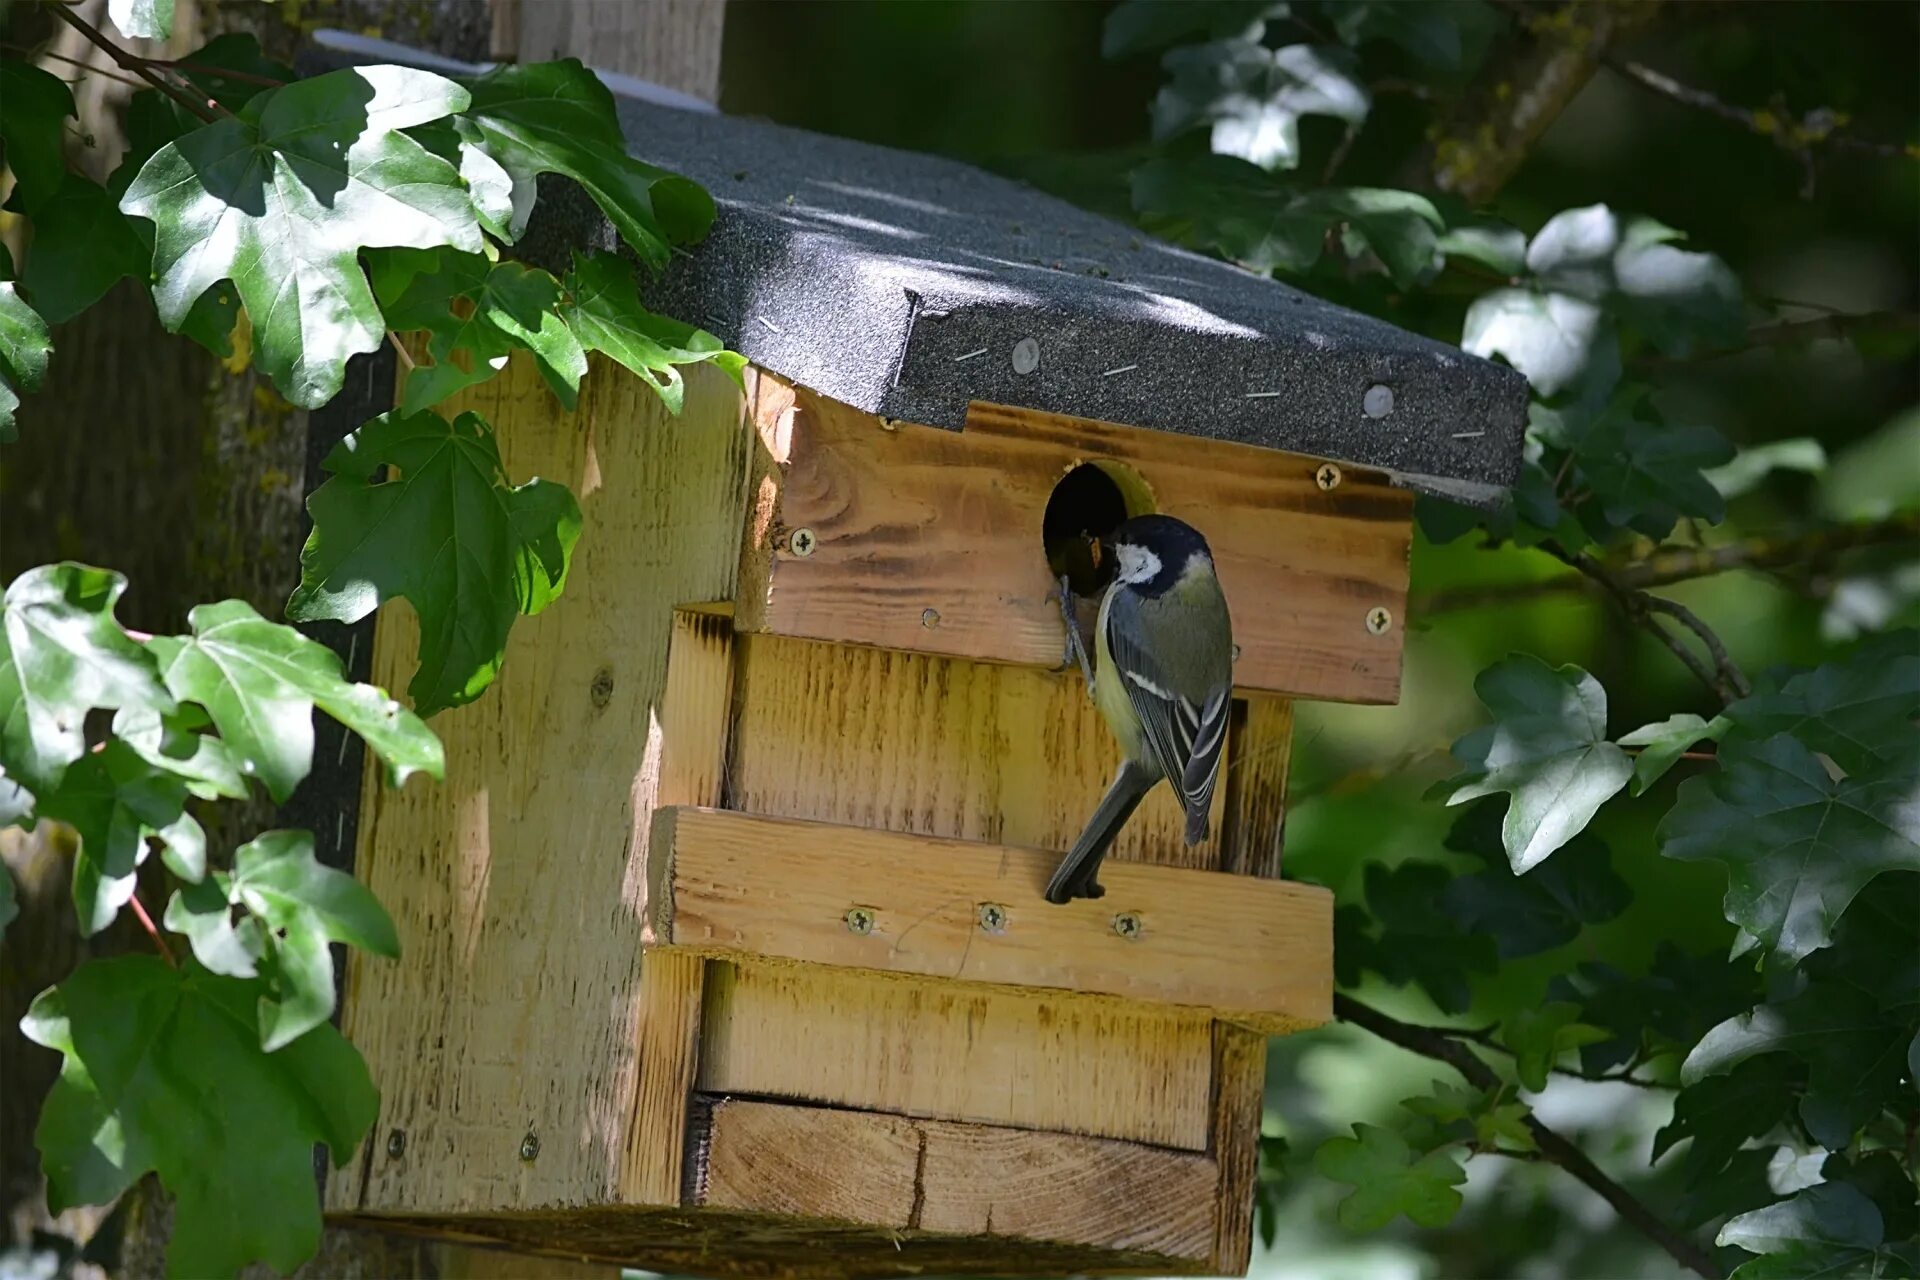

1046,761,1155,904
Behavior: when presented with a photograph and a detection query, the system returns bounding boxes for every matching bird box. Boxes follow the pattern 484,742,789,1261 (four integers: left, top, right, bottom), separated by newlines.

321,75,1526,1278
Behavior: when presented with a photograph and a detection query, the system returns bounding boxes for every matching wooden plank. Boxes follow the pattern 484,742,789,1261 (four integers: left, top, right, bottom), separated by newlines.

330,355,751,1216
698,962,1214,1151
691,1098,1217,1265
736,375,1411,704
724,630,1222,871
621,950,706,1206
654,806,1332,1035
1220,694,1293,879
1208,1025,1269,1274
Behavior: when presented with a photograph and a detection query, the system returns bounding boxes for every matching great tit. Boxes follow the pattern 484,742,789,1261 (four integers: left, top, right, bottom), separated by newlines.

1046,513,1234,904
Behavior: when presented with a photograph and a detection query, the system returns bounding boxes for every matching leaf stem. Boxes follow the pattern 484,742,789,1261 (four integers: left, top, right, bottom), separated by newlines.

387,331,418,372
48,4,225,124
128,890,178,968
1336,994,1723,1280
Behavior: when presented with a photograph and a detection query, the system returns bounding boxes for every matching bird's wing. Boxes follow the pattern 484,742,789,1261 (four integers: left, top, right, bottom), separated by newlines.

1180,683,1232,817
1102,588,1208,806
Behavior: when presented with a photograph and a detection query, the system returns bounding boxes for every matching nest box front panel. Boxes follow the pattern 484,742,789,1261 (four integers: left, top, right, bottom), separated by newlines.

738,373,1413,704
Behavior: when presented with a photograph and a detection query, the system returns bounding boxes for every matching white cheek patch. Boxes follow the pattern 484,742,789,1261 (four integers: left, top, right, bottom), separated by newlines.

1115,543,1161,585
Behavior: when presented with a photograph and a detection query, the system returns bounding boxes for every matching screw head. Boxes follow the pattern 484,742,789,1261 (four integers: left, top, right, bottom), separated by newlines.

1315,463,1342,491
844,906,876,936
519,1132,540,1162
789,527,817,557
386,1128,406,1159
1111,911,1144,940
1363,384,1395,419
921,607,941,629
977,902,1009,934
1011,337,1041,375
1366,606,1393,635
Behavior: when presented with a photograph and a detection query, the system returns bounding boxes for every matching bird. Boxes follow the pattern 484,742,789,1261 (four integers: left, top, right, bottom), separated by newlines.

1046,513,1234,904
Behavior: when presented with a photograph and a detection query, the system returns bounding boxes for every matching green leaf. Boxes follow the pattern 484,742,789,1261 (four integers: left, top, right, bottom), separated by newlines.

120,65,485,408
1328,0,1498,72
0,60,77,215
1554,942,1760,1074
1442,655,1632,873
151,599,443,804
1660,733,1920,962
1314,1124,1467,1232
1102,0,1288,56
1722,628,1918,777
1437,218,1528,276
1130,155,1331,274
22,956,378,1279
1335,862,1496,1014
37,741,203,935
1439,804,1630,958
1401,1082,1534,1154
16,175,151,325
1538,388,1736,540
559,251,745,415
228,830,399,1050
1720,1183,1883,1256
165,875,265,978
1705,439,1828,500
457,59,715,265
1525,205,1744,355
1500,1001,1608,1091
108,0,175,40
0,281,54,442
1684,981,1911,1150
111,704,248,802
1463,287,1619,402
0,564,172,795
1823,1151,1920,1246
287,409,583,715
371,247,585,412
1619,712,1729,794
1153,41,1369,171
1653,1056,1800,1181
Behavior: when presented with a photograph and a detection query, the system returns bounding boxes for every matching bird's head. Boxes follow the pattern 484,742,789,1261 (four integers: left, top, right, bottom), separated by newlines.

1099,514,1214,596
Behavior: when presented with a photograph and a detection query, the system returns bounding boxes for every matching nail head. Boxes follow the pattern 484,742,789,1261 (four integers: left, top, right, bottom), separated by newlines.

1363,384,1395,419
921,607,941,628
519,1133,540,1162
1011,337,1040,375
386,1129,406,1159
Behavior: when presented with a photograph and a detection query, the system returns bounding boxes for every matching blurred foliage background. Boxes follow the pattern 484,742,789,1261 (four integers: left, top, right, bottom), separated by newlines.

720,3,1917,1277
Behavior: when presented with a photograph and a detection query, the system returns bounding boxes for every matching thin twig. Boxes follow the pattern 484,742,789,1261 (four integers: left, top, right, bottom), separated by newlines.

1395,1016,1670,1089
1336,994,1723,1280
139,55,286,88
49,4,223,123
1608,56,1916,162
128,891,178,969
3,42,149,90
387,331,418,372
1548,542,1727,701
1640,310,1920,366
1644,597,1750,698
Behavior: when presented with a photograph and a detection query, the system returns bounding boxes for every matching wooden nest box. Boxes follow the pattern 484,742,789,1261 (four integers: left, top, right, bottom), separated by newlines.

324,77,1529,1278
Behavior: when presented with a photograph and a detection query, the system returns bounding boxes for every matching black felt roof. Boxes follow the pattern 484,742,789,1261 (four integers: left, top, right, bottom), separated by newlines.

322,33,1531,504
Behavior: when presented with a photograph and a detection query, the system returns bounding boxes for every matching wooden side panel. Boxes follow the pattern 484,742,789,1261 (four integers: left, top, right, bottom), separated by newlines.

1208,1025,1270,1274
724,630,1221,870
698,963,1215,1151
737,375,1412,703
691,1098,1217,1265
654,807,1332,1034
1221,694,1293,879
330,357,750,1216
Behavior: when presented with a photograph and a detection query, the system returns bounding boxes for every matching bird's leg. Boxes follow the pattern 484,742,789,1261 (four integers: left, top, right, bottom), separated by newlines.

1058,573,1097,700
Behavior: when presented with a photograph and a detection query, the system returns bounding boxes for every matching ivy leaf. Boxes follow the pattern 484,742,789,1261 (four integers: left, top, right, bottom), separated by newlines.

1684,981,1911,1150
37,741,204,935
1102,0,1287,57
287,409,583,715
1661,733,1920,962
108,0,175,40
0,60,76,215
1440,804,1630,958
165,875,265,978
1153,40,1369,171
1500,1001,1609,1091
120,65,485,408
1437,219,1528,276
150,599,444,804
1719,1183,1883,1259
1653,1056,1800,1182
227,830,399,1050
1335,862,1495,1014
1723,628,1918,777
1619,712,1729,794
1538,388,1736,540
1314,1124,1467,1231
111,704,248,802
1442,655,1632,873
0,282,53,442
370,247,585,412
22,956,378,1279
1463,287,1620,402
559,251,745,415
457,59,716,265
0,564,172,796
14,175,151,326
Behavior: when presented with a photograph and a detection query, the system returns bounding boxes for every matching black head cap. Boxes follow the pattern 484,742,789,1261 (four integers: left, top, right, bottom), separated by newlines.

1101,514,1213,593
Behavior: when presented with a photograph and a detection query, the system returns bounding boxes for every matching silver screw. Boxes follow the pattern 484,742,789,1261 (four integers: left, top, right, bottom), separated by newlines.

1315,463,1342,491
789,527,816,557
1366,606,1393,635
844,906,876,935
977,902,1008,934
1363,384,1395,419
386,1129,406,1159
519,1132,540,1162
921,607,941,629
1111,911,1144,940
1011,337,1040,375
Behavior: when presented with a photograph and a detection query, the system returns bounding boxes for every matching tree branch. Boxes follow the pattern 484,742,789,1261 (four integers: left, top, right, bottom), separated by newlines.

49,3,224,124
1335,994,1724,1280
1638,310,1920,366
1608,56,1918,162
1549,541,1731,699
